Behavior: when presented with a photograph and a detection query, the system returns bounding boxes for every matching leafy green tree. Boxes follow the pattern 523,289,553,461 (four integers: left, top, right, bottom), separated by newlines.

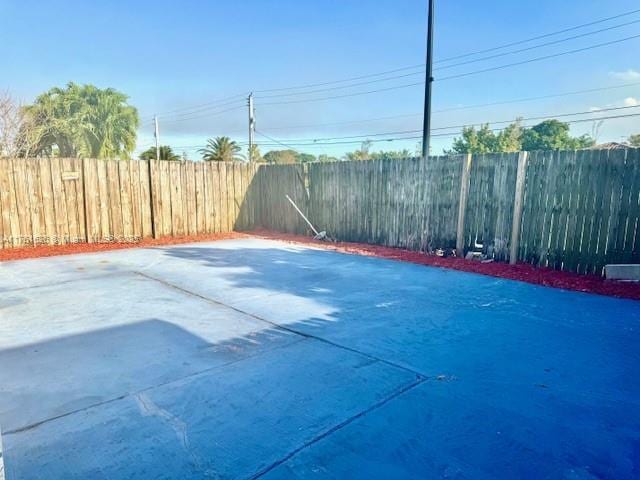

369,149,412,161
139,145,180,161
24,82,138,158
295,152,316,163
264,149,297,164
199,136,244,162
629,134,640,147
317,154,339,162
447,124,499,154
448,119,593,154
521,120,593,151
495,121,523,152
344,140,372,161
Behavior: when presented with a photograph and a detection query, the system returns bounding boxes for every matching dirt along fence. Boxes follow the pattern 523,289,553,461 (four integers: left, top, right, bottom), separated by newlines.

1,148,639,275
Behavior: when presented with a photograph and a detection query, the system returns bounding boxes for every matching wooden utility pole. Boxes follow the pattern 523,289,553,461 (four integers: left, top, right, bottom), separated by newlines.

421,0,435,159
248,93,255,161
154,115,160,161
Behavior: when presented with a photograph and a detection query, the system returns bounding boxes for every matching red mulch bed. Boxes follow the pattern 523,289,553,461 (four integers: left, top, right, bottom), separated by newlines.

249,230,640,301
1,229,638,301
0,232,247,262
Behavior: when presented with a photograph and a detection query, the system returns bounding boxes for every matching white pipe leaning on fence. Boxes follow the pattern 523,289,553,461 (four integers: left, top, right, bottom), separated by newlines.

285,194,324,238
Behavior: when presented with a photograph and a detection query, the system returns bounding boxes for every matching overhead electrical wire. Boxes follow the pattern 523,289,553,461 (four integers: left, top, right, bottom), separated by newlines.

160,105,246,124
140,8,640,120
436,7,640,63
255,82,640,132
253,8,640,94
257,33,640,106
166,106,640,150
250,108,640,147
259,104,640,143
255,19,640,100
255,130,301,153
439,33,640,81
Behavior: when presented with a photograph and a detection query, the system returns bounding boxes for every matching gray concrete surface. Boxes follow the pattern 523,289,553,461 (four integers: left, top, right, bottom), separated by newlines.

1,237,639,479
0,425,4,480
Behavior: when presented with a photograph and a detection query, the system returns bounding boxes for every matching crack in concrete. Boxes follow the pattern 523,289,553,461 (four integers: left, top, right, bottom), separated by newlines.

0,271,132,294
134,271,429,380
248,376,426,480
3,337,306,436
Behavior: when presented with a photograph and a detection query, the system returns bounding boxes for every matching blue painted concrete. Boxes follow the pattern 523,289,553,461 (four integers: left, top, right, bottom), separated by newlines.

1,238,639,479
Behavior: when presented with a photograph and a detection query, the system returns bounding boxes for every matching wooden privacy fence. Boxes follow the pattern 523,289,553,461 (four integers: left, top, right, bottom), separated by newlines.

0,158,258,248
252,148,640,275
1,149,639,275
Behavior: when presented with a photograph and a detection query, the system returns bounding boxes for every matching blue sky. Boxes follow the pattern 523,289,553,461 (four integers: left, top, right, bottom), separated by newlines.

2,0,640,158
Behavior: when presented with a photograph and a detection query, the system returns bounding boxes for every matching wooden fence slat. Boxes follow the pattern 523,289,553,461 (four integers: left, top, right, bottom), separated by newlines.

0,160,20,247
49,158,69,244
118,160,133,240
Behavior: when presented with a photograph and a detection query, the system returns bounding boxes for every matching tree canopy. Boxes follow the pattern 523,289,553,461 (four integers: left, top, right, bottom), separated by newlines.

447,119,594,154
199,136,244,162
629,134,640,147
521,120,593,151
139,145,180,161
24,82,139,158
263,149,299,164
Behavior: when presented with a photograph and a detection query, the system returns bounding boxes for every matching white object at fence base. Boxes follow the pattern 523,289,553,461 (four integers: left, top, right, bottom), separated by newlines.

605,264,640,281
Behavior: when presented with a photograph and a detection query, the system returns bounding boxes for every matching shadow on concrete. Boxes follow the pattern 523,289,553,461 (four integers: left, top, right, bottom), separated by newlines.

2,242,640,479
0,319,297,435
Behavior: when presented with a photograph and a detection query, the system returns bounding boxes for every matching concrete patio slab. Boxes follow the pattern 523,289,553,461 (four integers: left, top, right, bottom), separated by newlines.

1,237,639,479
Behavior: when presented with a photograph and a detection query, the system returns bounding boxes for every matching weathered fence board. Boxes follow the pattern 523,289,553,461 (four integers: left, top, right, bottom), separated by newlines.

463,152,518,260
249,163,308,234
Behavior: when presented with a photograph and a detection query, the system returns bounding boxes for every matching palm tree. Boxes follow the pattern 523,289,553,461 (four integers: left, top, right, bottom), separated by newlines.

139,145,180,161
24,82,139,158
199,136,244,162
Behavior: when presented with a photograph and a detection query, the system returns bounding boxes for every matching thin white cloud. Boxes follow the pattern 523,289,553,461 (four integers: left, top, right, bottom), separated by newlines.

623,97,639,107
609,69,640,81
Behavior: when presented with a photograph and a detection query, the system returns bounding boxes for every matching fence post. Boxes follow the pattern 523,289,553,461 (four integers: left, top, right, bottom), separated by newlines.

509,151,529,264
456,154,472,257
81,157,90,244
147,159,157,239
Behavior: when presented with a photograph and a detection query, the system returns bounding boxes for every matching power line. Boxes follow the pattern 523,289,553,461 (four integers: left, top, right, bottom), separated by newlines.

155,106,640,152
250,110,640,147
259,104,639,143
434,82,640,113
257,33,640,106
256,130,301,153
439,33,640,81
137,9,640,121
148,94,248,118
255,70,425,99
436,18,640,71
437,7,640,64
249,82,640,132
250,8,640,96
254,18,640,100
160,105,246,124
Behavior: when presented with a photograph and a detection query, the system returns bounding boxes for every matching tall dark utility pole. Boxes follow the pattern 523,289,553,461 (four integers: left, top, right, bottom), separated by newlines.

421,0,435,159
